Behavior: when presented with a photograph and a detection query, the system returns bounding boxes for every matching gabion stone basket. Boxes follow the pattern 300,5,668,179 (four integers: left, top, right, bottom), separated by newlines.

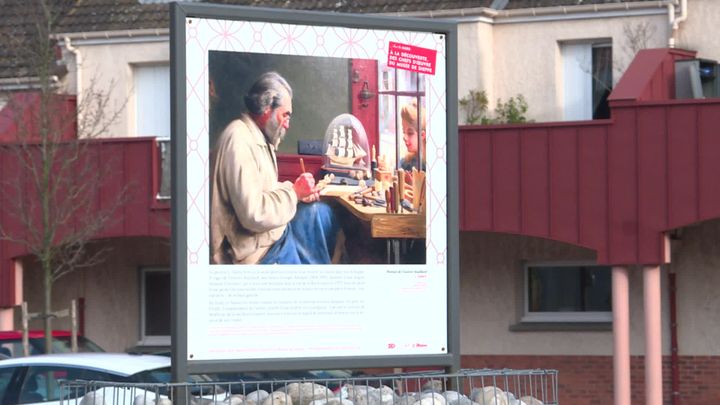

61,368,558,405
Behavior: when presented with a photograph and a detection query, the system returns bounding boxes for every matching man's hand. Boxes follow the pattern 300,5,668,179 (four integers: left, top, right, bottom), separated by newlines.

293,173,320,203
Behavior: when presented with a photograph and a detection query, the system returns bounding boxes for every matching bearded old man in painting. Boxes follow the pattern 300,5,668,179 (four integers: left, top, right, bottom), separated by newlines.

210,71,340,265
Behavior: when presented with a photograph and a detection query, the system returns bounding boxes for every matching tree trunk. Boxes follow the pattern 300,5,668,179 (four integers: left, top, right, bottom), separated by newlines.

43,258,53,354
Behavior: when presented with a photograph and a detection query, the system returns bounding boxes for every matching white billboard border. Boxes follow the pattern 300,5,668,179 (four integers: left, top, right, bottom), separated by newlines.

170,1,459,380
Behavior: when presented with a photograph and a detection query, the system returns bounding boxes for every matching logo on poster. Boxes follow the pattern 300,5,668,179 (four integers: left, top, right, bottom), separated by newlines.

387,41,437,75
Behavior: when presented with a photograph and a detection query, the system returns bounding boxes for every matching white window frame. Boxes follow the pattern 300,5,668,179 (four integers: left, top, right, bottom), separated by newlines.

560,40,612,121
138,267,171,346
133,63,170,138
133,65,172,201
522,261,612,323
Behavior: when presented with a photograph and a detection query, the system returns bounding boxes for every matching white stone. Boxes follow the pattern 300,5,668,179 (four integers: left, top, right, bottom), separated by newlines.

421,380,444,393
420,392,446,405
443,391,473,405
134,393,168,405
469,387,507,405
281,382,334,405
81,392,107,405
262,391,293,405
309,398,354,405
341,384,379,405
441,391,462,402
247,390,270,404
519,397,542,405
226,395,252,405
396,393,421,405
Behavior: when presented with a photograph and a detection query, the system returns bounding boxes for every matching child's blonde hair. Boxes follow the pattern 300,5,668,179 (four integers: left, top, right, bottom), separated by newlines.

400,100,426,132
400,100,426,169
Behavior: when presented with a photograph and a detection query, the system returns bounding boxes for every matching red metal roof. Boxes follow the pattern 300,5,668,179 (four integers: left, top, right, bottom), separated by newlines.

0,137,170,307
0,92,77,143
460,48,720,265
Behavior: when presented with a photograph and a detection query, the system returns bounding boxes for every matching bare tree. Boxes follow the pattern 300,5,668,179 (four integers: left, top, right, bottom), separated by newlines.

575,21,658,91
0,0,127,353
616,20,657,79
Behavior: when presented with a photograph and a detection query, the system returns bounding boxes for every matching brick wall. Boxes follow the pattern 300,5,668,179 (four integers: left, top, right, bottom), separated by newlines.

462,355,720,405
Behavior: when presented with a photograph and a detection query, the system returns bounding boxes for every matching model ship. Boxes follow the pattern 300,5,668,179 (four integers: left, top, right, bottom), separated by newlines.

325,125,367,167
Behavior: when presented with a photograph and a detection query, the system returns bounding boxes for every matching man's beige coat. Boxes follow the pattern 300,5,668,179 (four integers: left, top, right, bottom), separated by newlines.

210,114,297,264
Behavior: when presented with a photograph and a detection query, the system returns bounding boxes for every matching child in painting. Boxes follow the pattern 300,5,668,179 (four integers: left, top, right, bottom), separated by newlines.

399,100,426,185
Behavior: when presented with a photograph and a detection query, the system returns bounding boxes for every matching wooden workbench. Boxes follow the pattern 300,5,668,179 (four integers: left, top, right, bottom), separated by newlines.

321,185,425,239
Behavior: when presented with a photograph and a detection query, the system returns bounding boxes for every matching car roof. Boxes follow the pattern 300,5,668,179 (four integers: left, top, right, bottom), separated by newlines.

0,353,170,376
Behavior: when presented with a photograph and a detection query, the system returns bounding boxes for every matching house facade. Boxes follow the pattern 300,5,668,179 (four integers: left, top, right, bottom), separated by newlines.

1,1,720,404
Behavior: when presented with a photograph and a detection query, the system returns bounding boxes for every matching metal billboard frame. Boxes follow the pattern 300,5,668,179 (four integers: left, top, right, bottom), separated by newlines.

170,1,459,381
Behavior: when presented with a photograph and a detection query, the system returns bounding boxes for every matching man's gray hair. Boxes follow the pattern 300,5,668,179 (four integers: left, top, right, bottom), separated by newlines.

244,71,293,115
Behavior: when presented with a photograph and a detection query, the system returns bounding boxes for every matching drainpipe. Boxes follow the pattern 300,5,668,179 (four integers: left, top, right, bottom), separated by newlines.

669,269,679,405
668,0,688,48
665,231,680,405
63,36,82,134
643,265,663,405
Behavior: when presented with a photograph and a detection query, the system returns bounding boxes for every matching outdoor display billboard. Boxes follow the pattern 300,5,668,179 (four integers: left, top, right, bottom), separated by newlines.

171,3,458,375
